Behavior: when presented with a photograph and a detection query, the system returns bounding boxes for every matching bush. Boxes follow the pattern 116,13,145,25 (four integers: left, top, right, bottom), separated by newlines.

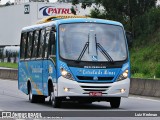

131,65,139,74
132,73,144,78
133,7,160,38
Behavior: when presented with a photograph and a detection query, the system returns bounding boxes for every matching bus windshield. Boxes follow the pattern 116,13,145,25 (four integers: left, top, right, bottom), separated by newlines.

59,23,127,62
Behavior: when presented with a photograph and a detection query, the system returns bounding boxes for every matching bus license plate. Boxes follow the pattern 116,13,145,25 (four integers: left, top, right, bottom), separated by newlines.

89,92,102,96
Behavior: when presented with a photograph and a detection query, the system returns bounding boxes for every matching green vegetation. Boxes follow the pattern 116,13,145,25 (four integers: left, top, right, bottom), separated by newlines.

129,7,160,79
0,62,18,69
130,29,160,79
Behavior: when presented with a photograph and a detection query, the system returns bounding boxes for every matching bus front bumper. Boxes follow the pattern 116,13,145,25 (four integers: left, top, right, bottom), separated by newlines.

57,76,130,98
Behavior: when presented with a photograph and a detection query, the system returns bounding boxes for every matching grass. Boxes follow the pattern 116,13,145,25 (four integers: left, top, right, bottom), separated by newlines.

0,62,18,69
130,29,160,79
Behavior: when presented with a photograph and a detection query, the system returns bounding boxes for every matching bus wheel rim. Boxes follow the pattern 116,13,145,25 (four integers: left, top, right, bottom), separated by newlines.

29,89,32,100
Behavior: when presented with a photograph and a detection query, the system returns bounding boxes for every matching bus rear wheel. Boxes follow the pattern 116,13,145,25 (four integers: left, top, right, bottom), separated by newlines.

110,97,121,108
51,92,61,108
29,86,37,103
28,85,45,103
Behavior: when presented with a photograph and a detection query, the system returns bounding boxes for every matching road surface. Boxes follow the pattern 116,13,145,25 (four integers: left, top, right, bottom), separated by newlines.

0,79,160,120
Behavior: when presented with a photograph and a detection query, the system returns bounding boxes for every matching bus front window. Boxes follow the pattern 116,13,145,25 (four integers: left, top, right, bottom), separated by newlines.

59,23,127,62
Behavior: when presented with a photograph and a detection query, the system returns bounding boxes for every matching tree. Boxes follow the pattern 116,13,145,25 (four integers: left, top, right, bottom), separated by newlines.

72,0,157,36
93,0,156,33
0,48,3,59
71,0,94,14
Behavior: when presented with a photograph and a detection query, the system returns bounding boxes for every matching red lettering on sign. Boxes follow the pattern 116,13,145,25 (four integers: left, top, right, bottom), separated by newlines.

48,8,57,14
57,8,61,14
62,9,67,14
53,8,57,14
47,8,72,15
68,9,72,14
48,8,54,14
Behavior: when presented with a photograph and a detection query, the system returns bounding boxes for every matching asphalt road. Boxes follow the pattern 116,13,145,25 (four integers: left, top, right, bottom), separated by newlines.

0,79,160,120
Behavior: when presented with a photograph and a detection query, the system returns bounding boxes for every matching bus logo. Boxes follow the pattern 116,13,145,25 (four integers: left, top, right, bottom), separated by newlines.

92,56,98,61
93,76,98,81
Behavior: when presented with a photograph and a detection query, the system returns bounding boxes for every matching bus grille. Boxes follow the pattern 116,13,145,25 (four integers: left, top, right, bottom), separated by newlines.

77,76,114,81
80,85,110,92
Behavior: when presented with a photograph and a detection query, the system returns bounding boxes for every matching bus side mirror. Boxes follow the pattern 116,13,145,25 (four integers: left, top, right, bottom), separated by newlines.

126,31,133,47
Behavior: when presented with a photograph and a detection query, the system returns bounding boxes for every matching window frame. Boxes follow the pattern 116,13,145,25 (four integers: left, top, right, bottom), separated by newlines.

20,32,28,60
26,31,34,59
31,30,40,59
37,28,46,59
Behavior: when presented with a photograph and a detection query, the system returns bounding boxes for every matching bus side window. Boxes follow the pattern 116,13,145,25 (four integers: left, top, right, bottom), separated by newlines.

27,32,33,59
20,32,27,59
44,27,51,58
32,30,39,58
49,27,56,56
38,29,45,58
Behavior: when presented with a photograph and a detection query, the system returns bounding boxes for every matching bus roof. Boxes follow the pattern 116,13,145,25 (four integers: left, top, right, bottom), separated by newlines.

22,18,123,32
36,15,88,24
56,18,123,26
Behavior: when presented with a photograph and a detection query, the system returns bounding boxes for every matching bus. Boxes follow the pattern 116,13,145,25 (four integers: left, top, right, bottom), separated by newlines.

18,18,131,108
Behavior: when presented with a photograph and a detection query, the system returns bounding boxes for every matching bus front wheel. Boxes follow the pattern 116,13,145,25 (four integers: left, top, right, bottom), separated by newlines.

51,92,61,108
110,97,121,108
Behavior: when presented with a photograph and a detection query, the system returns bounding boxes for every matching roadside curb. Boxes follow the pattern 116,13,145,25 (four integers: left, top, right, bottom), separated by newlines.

130,78,160,98
0,69,18,80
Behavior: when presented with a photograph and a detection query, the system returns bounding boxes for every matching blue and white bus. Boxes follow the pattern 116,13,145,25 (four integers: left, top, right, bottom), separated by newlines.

18,18,130,108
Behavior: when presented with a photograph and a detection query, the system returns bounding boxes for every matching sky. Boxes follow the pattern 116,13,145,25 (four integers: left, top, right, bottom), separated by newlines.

0,0,58,5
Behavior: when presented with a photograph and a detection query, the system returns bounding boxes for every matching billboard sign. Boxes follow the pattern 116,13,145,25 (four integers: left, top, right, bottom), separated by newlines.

38,4,76,19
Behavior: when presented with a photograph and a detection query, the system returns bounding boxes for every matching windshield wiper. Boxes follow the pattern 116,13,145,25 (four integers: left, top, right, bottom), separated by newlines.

76,33,114,63
95,34,114,63
77,34,90,61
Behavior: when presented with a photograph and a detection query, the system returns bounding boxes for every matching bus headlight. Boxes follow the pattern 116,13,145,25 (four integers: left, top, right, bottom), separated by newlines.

117,69,129,81
60,68,74,80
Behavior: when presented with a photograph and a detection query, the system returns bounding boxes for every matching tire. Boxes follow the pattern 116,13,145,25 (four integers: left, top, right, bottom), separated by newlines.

51,92,61,108
28,86,37,103
37,95,45,103
28,85,45,103
110,97,121,108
